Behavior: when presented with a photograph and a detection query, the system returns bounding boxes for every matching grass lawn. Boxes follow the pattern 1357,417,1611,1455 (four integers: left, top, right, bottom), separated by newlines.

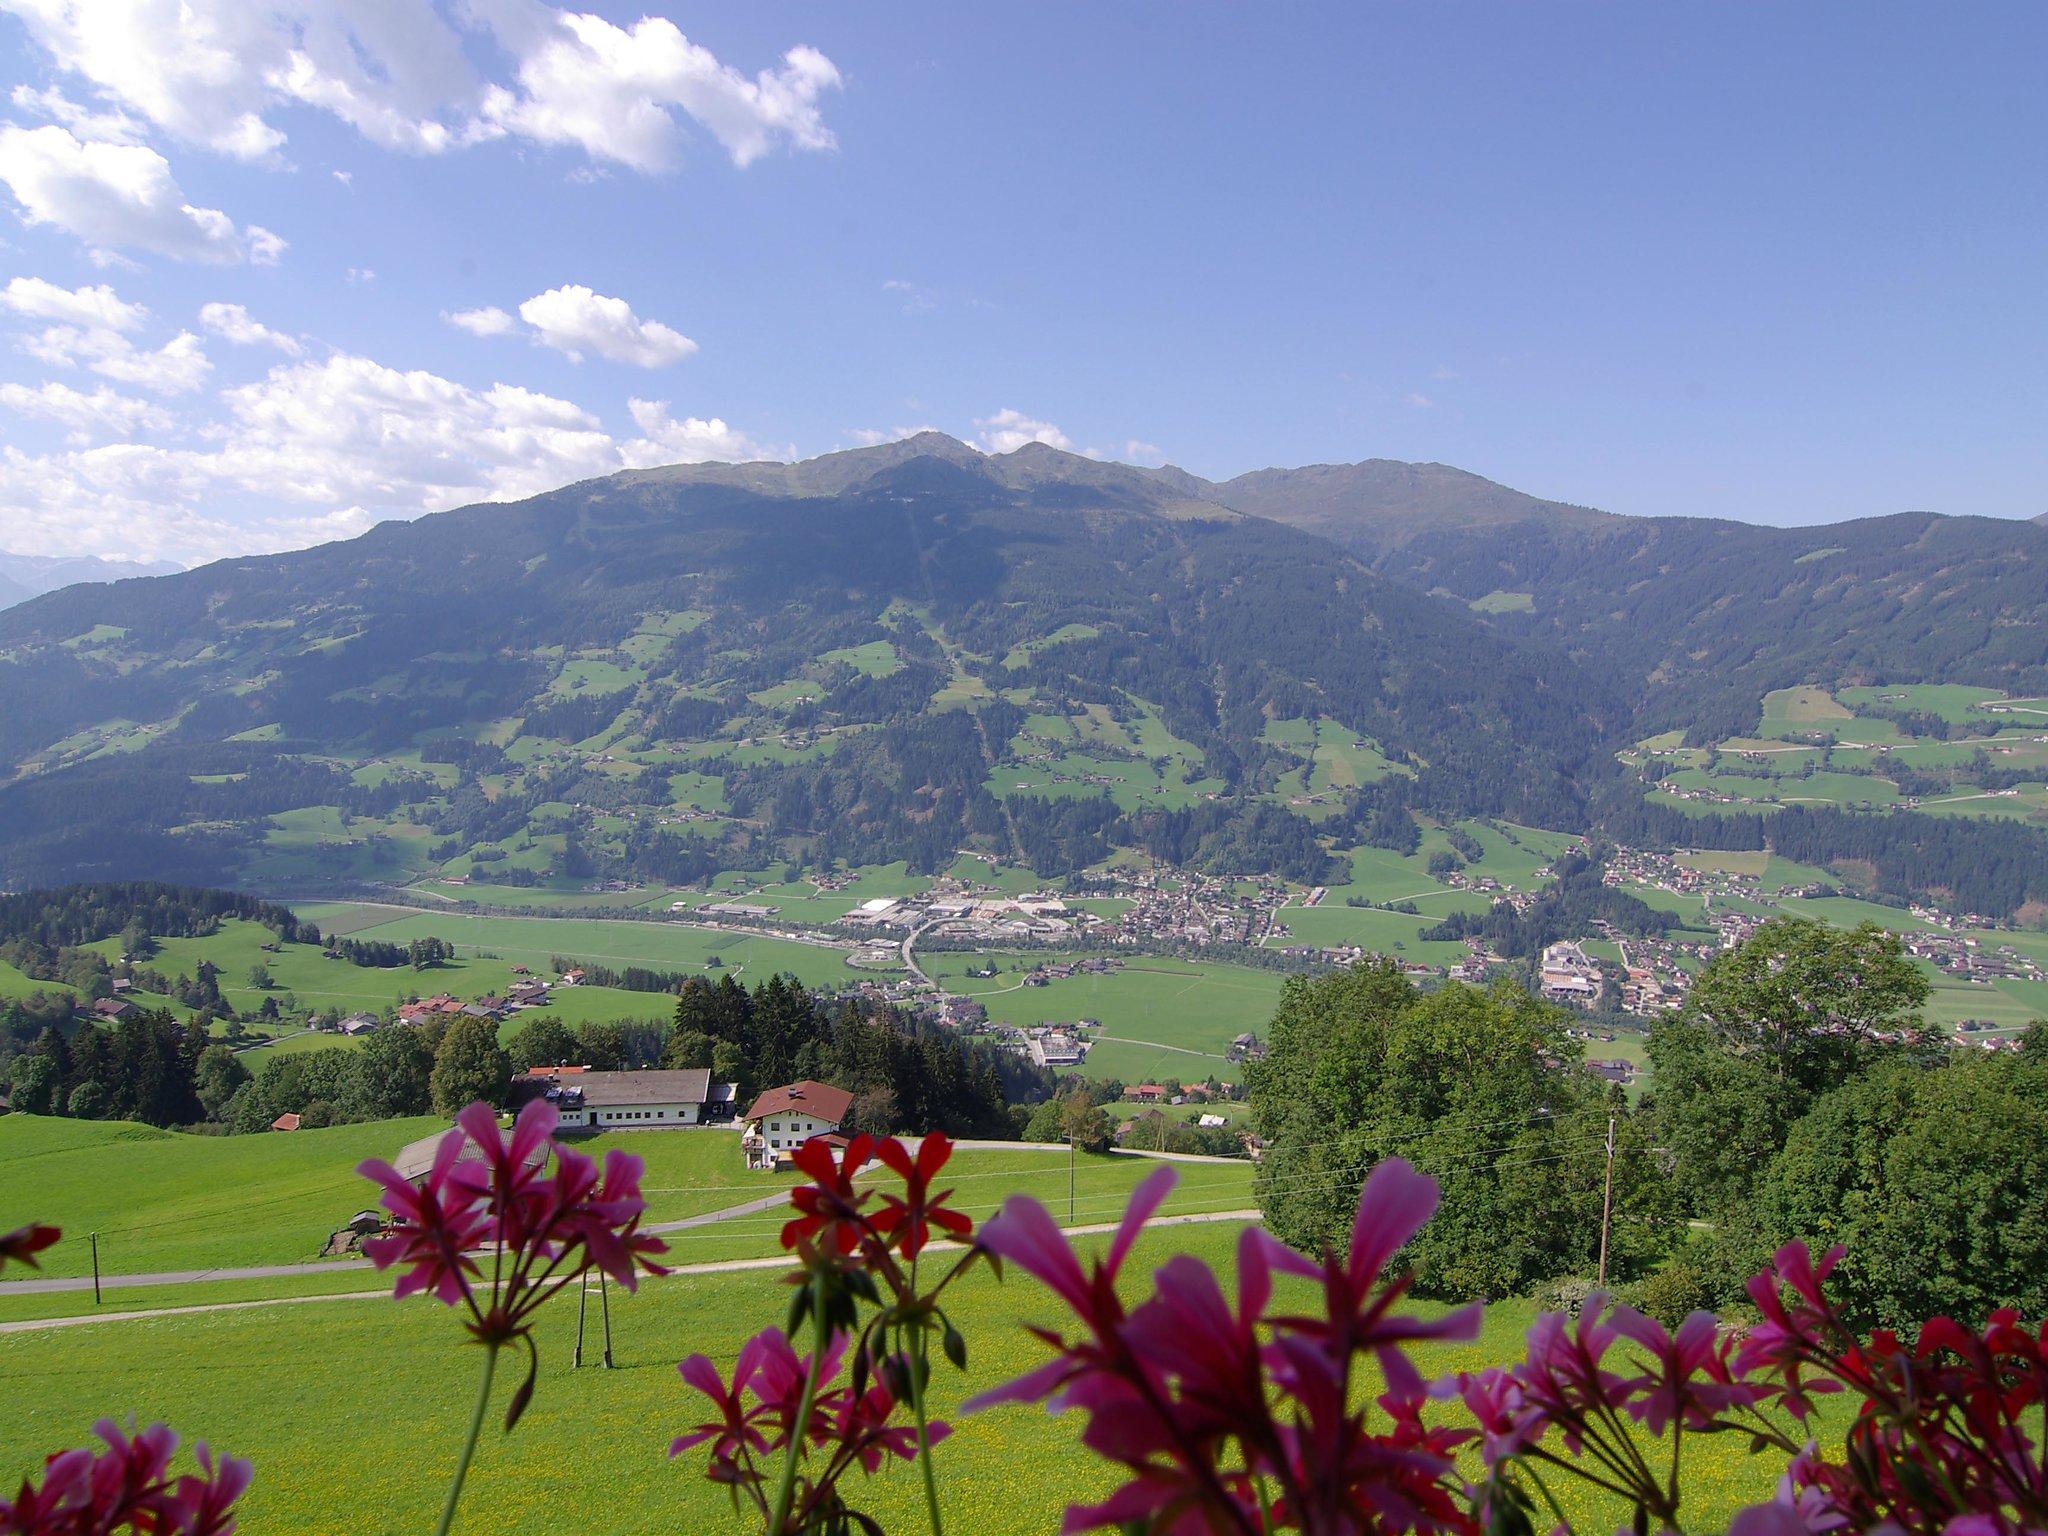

1759,685,1852,736
304,907,860,992
0,1114,447,1279
922,952,1285,1082
0,1219,1799,1536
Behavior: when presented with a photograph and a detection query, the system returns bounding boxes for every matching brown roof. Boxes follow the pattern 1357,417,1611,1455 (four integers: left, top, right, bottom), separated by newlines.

270,1113,301,1131
742,1080,853,1126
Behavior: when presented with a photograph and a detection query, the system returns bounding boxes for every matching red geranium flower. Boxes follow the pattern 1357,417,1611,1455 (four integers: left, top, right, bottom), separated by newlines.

0,1223,59,1272
781,1134,876,1256
871,1133,973,1260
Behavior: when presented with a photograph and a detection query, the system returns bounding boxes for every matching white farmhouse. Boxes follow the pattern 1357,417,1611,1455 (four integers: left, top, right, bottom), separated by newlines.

740,1080,855,1171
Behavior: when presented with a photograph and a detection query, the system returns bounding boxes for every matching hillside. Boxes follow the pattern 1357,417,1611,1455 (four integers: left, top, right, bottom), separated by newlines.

1195,462,2048,739
0,439,1619,892
1194,458,1616,548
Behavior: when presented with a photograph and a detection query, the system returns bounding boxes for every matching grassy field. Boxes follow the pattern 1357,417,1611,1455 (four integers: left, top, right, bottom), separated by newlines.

0,1218,1799,1536
0,1113,1258,1319
919,952,1287,1082
297,906,863,993
1759,684,1853,736
0,1114,447,1278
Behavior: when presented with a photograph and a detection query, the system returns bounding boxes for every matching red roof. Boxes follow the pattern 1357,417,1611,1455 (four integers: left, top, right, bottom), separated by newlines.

270,1113,301,1132
742,1080,854,1126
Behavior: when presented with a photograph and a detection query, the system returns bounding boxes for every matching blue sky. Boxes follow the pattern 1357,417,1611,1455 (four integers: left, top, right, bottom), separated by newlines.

0,2,2043,563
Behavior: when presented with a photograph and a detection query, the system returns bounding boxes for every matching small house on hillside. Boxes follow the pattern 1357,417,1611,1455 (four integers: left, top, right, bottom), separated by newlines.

390,1127,550,1185
740,1080,854,1171
91,997,140,1022
270,1112,301,1132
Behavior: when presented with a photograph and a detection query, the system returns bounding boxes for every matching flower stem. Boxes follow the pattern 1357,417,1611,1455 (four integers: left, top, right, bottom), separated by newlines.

767,1274,828,1535
435,1340,499,1536
907,1322,945,1536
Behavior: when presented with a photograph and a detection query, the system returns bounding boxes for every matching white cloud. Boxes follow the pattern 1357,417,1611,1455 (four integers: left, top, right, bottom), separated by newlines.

2,0,840,176
0,378,174,441
471,4,840,172
0,0,472,160
23,323,211,393
882,278,936,314
198,300,300,354
1118,439,1166,465
975,408,1073,455
516,284,695,366
444,304,515,337
203,352,617,506
1,274,148,330
345,266,375,284
620,398,786,467
1404,392,1435,409
0,344,785,562
8,83,147,145
845,424,940,447
0,125,283,263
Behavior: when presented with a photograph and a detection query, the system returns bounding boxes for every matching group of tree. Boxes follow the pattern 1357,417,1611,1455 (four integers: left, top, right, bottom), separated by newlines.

7,1010,237,1127
1648,916,2048,1328
1247,960,1672,1302
325,935,453,970
664,973,1013,1139
1420,843,1669,958
1602,791,2048,920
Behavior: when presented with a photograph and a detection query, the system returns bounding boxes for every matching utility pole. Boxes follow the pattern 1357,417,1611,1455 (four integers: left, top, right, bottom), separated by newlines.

1067,1131,1076,1224
1596,1115,1617,1288
573,1271,615,1368
573,1271,589,1367
90,1231,102,1307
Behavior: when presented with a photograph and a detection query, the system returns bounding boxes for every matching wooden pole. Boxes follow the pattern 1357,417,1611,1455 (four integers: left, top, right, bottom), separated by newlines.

1596,1115,1617,1287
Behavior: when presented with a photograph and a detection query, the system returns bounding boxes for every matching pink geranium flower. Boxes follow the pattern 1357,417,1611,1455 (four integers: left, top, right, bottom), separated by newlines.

357,1098,667,1351
971,1157,1479,1536
0,1419,250,1535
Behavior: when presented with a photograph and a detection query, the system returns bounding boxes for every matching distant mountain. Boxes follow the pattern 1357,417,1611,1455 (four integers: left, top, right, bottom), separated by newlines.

1193,459,1615,548
0,437,1618,890
1127,460,2048,740
0,551,184,611
1,434,2043,904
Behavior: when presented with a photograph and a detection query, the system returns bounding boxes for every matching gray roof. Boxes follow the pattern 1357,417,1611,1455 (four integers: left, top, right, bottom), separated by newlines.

574,1068,712,1108
390,1129,549,1184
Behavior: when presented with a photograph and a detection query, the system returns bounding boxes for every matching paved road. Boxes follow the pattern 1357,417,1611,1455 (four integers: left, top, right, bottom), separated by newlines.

899,917,936,986
0,1191,799,1297
0,1207,1259,1335
0,1145,1237,1299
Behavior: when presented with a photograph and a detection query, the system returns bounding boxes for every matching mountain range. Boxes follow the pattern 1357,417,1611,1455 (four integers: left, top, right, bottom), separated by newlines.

0,551,182,612
0,434,2042,905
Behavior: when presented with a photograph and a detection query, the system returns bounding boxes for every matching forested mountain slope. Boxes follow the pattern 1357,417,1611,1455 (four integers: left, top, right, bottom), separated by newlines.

0,439,1619,889
1180,464,2048,740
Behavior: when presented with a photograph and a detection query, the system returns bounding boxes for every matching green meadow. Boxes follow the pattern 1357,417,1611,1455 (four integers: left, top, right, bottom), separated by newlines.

0,1217,1798,1536
919,952,1287,1082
